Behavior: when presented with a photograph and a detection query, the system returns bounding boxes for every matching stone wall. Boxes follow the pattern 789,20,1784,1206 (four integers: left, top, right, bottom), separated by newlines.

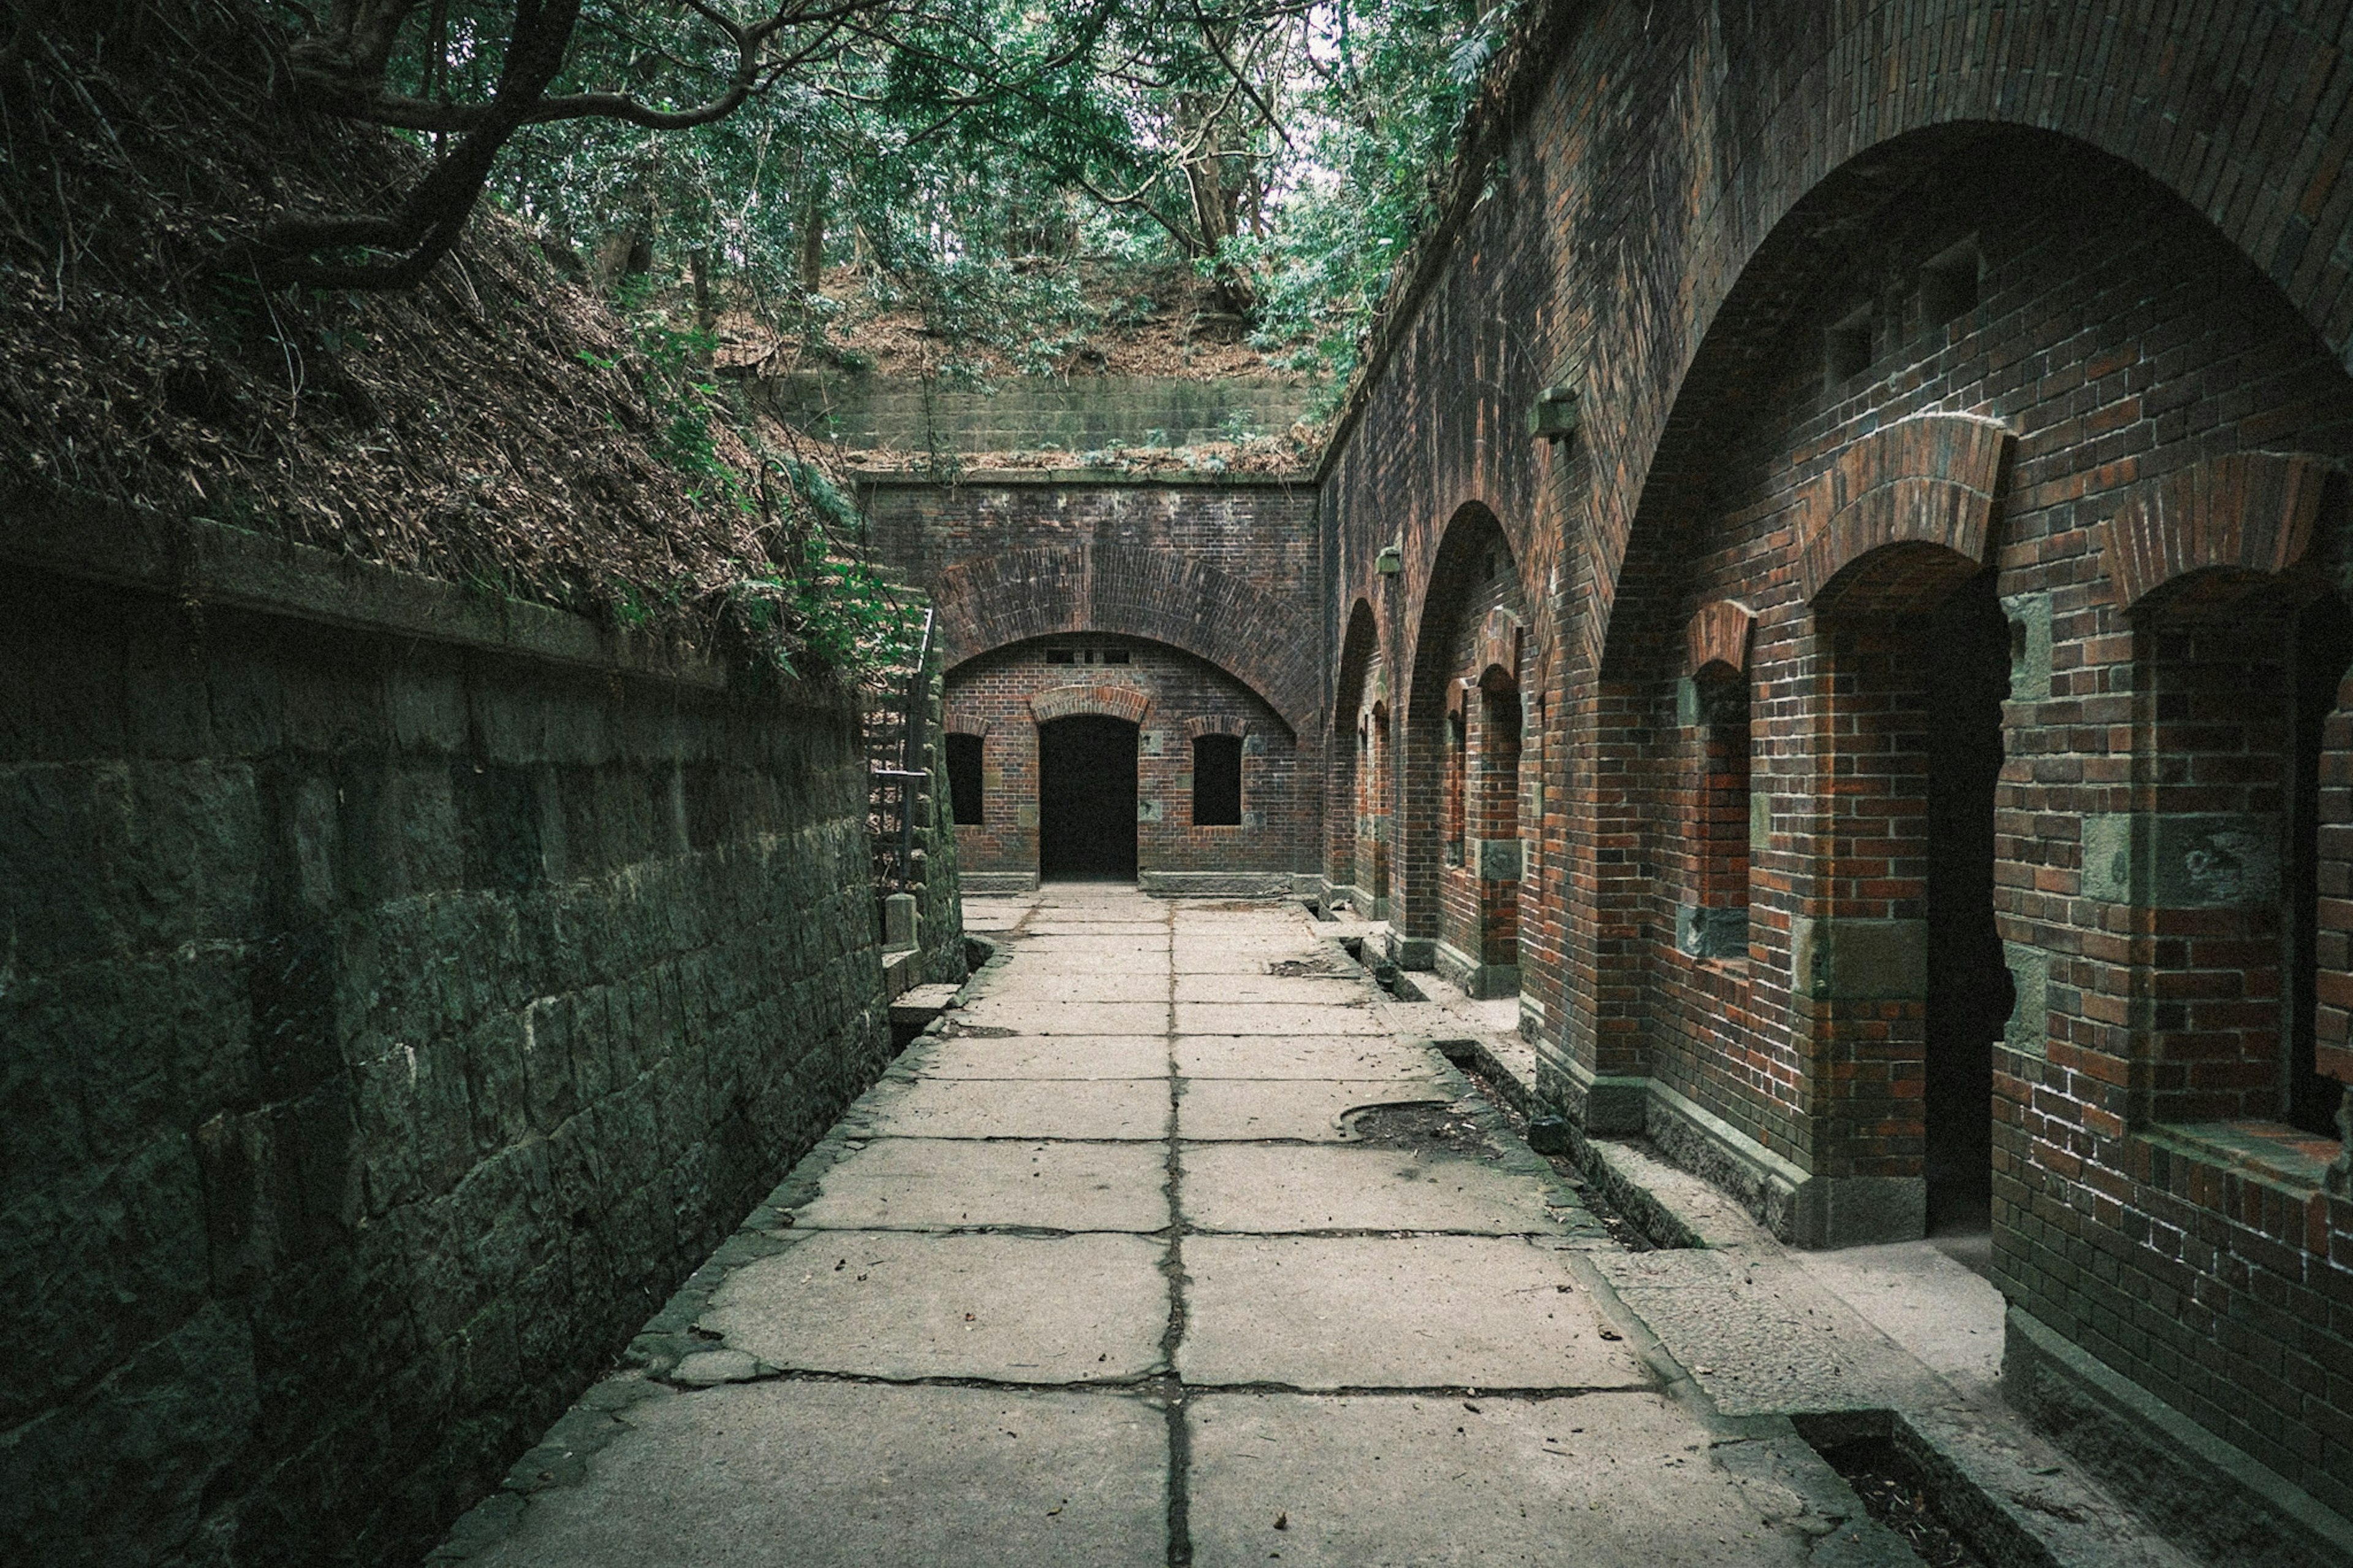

1313,0,2353,1524
0,491,894,1567
754,372,1316,452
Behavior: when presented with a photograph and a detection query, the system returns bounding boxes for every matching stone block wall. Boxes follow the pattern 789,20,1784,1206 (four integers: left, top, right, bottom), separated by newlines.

0,495,893,1567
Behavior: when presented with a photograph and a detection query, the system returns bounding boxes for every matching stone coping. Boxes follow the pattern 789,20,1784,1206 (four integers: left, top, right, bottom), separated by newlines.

0,480,744,690
847,466,1311,488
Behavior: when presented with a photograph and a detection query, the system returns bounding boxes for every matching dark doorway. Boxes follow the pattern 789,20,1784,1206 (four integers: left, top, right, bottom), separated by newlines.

946,733,985,826
1039,716,1138,880
1923,569,2012,1235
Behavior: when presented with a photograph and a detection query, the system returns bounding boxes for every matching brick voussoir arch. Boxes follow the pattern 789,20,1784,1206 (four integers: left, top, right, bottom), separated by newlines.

2097,451,2332,612
1685,599,1756,676
1028,684,1151,725
1798,414,2014,610
933,543,1314,738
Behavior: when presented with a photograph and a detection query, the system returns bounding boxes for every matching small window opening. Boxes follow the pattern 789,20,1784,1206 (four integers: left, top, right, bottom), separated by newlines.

1104,648,1131,665
1825,305,1874,384
1445,711,1468,866
1045,648,1076,665
947,733,985,826
1687,670,1750,961
1193,734,1243,826
1921,239,1981,331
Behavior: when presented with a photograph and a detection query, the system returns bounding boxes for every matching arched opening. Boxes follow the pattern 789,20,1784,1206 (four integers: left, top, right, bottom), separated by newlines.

1037,716,1137,881
1401,504,1528,997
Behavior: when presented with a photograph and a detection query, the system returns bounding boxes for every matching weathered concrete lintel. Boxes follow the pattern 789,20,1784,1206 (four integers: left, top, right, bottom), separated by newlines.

2004,1308,2353,1568
963,871,1042,895
0,482,731,689
2081,812,2284,908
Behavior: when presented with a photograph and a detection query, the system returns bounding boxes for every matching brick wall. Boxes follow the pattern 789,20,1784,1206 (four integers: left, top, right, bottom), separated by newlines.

864,472,1324,885
1311,0,2353,1517
943,635,1302,884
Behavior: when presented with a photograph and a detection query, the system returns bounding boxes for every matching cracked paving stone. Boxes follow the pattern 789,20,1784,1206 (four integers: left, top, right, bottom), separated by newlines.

857,1076,1170,1140
1181,1142,1573,1234
1179,1235,1649,1390
461,1382,1168,1567
793,1137,1172,1232
1173,1034,1443,1080
917,1032,1171,1080
705,1230,1169,1382
1175,1078,1450,1140
1186,1392,1851,1567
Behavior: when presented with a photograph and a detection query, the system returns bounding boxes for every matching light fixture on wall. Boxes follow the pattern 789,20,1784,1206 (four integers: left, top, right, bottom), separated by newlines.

1376,542,1404,575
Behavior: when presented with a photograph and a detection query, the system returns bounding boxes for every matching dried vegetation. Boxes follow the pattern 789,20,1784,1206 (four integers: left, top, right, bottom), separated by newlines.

0,3,887,675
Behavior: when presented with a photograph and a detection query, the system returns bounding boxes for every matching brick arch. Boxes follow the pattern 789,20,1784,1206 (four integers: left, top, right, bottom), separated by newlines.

2099,451,2331,613
1798,415,2014,614
1185,713,1249,740
1028,684,1150,726
1476,606,1523,689
1400,501,1526,945
932,543,1313,738
1686,599,1755,676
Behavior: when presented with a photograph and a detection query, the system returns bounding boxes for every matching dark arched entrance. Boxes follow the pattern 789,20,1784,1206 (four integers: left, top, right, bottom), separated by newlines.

1038,716,1138,880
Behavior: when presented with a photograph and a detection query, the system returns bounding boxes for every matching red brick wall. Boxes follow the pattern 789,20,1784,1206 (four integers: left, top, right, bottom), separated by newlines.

942,635,1300,879
1312,0,2353,1512
865,475,1324,881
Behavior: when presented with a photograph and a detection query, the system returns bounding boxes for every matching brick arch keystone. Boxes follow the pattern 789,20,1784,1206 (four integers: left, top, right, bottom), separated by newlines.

1798,414,2014,610
1028,684,1150,726
933,543,1313,738
2098,452,2330,612
1685,599,1756,677
1475,606,1524,688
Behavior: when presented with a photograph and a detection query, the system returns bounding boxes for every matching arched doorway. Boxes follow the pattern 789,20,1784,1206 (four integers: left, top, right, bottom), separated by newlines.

1037,715,1137,881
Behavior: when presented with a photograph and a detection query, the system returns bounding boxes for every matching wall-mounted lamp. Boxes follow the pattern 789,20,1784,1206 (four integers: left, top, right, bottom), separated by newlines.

1527,384,1580,442
1375,543,1404,575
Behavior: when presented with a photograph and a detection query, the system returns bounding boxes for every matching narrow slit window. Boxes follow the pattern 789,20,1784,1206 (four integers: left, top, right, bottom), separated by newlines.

1922,239,1981,331
1045,648,1076,665
1825,305,1873,384
1192,734,1243,826
946,733,985,826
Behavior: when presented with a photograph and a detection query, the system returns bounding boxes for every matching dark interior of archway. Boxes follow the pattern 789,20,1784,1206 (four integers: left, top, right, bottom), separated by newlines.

1039,716,1137,880
1923,569,2012,1234
2289,594,2353,1136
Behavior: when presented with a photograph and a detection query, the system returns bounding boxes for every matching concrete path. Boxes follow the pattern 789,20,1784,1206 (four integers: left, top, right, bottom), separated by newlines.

434,888,1911,1566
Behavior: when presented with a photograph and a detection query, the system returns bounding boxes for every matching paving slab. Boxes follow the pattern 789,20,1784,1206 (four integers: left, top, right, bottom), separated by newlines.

1026,922,1170,936
953,999,1171,1034
1593,1249,1945,1415
1173,1034,1442,1080
858,1077,1170,1140
1175,1001,1388,1036
707,1231,1168,1381
793,1138,1172,1232
464,1381,1167,1568
1172,973,1377,1004
1180,1235,1646,1390
919,1033,1170,1080
1173,947,1334,974
1181,1143,1571,1234
994,969,1169,1002
1185,1392,1840,1567
1175,1078,1447,1141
